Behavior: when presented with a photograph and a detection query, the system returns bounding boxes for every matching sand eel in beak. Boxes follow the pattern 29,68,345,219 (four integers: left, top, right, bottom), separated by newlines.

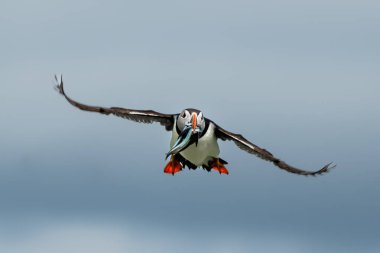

55,75,336,176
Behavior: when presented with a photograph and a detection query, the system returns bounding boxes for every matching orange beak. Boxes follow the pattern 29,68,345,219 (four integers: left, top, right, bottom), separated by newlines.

192,113,197,132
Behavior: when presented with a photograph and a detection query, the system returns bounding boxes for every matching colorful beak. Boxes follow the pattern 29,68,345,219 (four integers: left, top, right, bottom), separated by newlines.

191,113,197,133
191,113,201,146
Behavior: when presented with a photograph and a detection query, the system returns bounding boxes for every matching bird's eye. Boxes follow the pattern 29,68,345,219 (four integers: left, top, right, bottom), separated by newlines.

181,112,186,118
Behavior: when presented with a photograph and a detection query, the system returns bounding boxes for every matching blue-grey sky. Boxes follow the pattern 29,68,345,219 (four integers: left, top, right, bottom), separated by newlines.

1,0,379,252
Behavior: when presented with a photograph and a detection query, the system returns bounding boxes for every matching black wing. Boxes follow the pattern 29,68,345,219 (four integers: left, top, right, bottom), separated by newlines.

55,75,176,131
213,122,335,176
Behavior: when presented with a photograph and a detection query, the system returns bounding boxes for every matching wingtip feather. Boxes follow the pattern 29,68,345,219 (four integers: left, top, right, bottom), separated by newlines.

309,162,336,176
54,74,65,95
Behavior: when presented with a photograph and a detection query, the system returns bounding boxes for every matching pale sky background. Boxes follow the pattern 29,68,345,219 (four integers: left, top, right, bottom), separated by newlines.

1,0,379,252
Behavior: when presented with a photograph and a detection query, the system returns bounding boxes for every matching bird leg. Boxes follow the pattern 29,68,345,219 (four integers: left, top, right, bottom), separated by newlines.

164,155,183,175
210,158,229,175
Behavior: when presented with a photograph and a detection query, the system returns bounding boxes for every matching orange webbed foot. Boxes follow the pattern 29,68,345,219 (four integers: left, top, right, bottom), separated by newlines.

211,158,229,175
164,156,183,175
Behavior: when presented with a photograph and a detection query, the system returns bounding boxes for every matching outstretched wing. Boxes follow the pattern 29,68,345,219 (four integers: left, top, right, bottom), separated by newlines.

213,122,335,176
55,75,176,131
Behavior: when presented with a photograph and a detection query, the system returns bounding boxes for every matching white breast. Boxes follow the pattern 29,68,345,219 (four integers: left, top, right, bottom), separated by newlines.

170,121,220,166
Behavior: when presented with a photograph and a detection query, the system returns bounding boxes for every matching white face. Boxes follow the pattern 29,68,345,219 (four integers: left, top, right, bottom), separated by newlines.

176,109,205,134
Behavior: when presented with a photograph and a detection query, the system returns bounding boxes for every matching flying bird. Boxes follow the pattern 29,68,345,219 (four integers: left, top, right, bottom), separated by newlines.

55,75,335,176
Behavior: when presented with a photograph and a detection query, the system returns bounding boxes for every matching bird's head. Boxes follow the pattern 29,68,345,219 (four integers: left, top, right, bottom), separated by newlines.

176,109,205,135
166,109,205,158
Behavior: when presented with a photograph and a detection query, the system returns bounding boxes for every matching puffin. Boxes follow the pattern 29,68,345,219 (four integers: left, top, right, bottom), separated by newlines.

55,75,335,176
